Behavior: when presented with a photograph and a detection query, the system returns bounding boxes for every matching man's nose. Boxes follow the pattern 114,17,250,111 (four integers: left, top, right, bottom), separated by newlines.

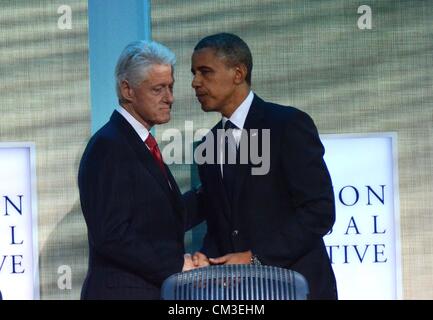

163,87,174,104
167,91,174,104
191,74,200,89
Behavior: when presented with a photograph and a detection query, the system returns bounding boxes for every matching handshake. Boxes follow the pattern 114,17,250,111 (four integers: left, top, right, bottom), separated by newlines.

182,250,253,272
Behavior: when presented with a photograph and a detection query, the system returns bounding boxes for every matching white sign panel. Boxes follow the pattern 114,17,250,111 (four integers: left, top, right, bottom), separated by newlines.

0,143,39,300
322,133,402,300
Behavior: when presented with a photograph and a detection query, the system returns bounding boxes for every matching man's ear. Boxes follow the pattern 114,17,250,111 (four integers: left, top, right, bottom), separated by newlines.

120,80,135,102
234,64,248,85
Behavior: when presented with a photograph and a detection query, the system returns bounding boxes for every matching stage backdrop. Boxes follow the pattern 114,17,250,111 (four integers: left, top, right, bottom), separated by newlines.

0,0,90,299
0,0,432,299
151,0,433,300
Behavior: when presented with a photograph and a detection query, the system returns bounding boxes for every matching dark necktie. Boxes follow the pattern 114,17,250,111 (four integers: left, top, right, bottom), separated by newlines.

145,133,168,179
222,120,238,199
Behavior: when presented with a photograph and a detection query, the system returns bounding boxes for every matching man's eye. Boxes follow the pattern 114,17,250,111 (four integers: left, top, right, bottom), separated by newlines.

153,87,162,94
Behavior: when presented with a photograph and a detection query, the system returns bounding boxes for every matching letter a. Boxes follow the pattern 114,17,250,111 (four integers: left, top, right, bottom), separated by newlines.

57,265,72,290
57,5,72,30
357,5,372,30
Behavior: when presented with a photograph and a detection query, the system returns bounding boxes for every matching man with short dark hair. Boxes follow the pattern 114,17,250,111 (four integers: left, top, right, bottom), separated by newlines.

191,33,338,299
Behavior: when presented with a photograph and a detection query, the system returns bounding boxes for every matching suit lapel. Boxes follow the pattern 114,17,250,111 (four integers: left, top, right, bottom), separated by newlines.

165,164,185,220
231,95,266,214
110,111,175,203
204,96,266,221
206,122,232,221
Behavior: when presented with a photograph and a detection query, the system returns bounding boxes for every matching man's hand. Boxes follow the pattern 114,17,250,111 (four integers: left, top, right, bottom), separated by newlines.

209,250,252,265
182,253,195,271
192,251,210,268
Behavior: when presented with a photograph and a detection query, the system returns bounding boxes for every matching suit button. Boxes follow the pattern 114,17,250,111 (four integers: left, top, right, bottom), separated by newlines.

232,230,239,237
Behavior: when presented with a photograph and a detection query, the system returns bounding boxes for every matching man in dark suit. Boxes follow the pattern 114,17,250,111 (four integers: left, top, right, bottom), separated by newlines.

78,40,199,299
191,33,338,299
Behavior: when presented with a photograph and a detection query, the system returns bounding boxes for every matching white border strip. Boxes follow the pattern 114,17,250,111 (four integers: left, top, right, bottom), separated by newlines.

320,132,403,299
0,142,40,300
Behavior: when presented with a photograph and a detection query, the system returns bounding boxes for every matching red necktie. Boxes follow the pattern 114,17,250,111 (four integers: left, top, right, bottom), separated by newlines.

145,133,168,179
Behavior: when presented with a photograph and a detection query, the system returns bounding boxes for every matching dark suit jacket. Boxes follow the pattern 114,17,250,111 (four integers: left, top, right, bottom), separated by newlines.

197,95,338,299
78,111,198,299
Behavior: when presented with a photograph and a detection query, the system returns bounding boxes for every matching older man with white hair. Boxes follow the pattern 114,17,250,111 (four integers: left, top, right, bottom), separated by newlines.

78,40,199,299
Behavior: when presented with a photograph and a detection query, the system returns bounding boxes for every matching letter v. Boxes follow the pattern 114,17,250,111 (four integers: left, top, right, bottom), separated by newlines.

354,245,369,262
0,255,7,271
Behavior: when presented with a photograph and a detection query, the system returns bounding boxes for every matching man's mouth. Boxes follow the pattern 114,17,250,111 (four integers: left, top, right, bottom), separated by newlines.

195,91,207,97
196,93,207,101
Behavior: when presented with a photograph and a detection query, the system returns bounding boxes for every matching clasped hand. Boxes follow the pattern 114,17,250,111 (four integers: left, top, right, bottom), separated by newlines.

182,250,252,271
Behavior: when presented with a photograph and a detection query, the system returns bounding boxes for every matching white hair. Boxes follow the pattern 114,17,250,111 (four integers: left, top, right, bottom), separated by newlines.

115,40,176,102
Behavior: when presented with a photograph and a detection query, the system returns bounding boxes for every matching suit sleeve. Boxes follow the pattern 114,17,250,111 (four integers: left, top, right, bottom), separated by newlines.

195,164,220,258
182,187,206,231
78,138,184,285
256,110,335,266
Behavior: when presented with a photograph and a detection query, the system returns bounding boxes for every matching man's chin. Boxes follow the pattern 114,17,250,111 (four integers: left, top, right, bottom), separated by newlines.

155,114,171,125
200,103,216,112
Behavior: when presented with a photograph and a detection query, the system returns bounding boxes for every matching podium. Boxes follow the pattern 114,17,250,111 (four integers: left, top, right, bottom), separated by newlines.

161,264,309,300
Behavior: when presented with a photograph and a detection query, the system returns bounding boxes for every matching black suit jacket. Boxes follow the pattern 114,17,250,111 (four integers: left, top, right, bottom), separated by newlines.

78,111,197,299
197,95,338,299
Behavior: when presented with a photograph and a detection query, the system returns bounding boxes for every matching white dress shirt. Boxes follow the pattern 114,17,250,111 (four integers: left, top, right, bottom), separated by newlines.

220,91,254,174
116,106,150,143
116,106,172,188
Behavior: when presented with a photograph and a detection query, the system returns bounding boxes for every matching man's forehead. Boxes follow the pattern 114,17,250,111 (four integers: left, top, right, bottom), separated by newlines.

141,68,173,86
192,48,228,67
144,64,172,76
146,75,174,84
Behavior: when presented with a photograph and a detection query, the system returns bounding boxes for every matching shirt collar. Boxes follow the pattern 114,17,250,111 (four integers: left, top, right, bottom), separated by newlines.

116,106,150,142
222,90,254,130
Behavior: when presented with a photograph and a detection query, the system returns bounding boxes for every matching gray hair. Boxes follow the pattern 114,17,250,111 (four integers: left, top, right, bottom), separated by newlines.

115,40,176,102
